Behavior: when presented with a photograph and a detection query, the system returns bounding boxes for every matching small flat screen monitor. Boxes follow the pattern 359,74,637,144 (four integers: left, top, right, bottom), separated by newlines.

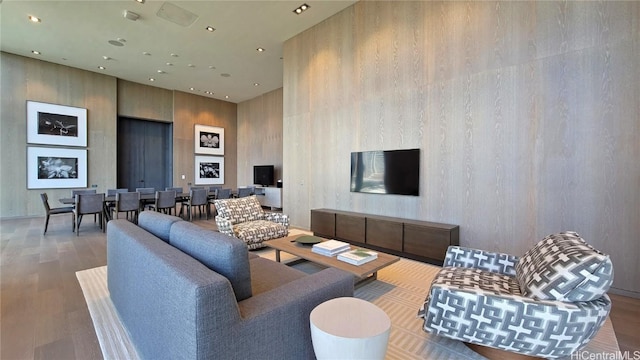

254,165,275,186
350,149,419,196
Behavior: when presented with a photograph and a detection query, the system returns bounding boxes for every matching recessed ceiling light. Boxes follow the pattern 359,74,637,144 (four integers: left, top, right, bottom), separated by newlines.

157,70,165,74
149,78,155,82
31,50,41,55
142,51,151,55
254,83,260,86
293,3,310,14
109,40,124,47
170,53,179,57
205,26,215,32
28,15,41,23
98,66,106,70
103,56,111,60
166,62,173,66
135,0,145,3
225,96,229,99
208,65,216,69
189,87,195,91
187,64,195,68
220,73,231,77
256,47,265,52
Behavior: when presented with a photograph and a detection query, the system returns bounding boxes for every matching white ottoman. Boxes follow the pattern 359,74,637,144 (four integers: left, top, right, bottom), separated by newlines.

310,297,391,360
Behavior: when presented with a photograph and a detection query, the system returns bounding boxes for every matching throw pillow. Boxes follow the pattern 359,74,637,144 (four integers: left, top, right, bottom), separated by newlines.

515,231,613,302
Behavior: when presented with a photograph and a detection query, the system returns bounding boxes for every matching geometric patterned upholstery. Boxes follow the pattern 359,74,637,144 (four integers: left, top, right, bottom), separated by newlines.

418,237,613,359
233,220,288,250
214,195,264,224
515,232,614,302
214,196,289,250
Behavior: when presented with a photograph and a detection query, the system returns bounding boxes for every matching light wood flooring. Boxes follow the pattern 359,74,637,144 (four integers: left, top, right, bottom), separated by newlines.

1,215,638,359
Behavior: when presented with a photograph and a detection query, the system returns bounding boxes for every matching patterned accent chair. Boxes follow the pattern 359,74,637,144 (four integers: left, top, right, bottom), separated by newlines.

213,195,289,250
418,232,613,359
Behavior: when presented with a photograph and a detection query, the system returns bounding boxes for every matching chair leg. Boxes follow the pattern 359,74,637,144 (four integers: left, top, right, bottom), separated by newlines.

43,214,50,235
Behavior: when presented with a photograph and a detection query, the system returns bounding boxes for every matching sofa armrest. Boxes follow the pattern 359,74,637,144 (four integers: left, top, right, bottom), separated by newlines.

263,212,290,228
236,267,354,359
215,216,235,237
444,246,519,276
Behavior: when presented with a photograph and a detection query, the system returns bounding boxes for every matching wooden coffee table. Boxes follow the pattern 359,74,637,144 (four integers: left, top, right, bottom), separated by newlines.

265,234,400,282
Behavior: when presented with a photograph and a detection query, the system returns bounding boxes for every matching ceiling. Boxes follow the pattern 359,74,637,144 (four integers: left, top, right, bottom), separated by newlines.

0,0,357,103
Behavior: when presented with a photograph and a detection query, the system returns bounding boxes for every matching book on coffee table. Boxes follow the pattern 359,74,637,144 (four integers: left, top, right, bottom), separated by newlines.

312,239,350,257
337,249,378,265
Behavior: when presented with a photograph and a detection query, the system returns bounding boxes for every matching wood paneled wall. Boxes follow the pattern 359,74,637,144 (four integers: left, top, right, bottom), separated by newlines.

0,52,238,218
237,88,283,187
283,1,640,295
173,91,238,191
0,52,117,217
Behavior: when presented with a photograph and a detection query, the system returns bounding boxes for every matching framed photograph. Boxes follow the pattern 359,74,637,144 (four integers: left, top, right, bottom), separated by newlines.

27,147,88,189
195,124,224,155
195,155,224,185
27,101,88,147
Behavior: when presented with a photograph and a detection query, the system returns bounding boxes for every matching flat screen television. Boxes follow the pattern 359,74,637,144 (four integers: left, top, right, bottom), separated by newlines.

350,149,420,196
253,165,275,186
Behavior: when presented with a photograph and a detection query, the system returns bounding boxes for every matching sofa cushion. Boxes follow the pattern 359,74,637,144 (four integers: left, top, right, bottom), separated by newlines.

137,211,183,243
170,221,252,301
249,257,307,296
233,220,288,250
214,196,264,224
515,232,613,302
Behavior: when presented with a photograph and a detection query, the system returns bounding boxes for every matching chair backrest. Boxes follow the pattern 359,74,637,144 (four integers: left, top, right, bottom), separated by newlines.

107,188,129,196
190,188,208,206
72,189,97,197
216,188,232,199
189,186,204,191
155,190,177,209
136,187,155,194
40,193,51,212
116,192,140,212
166,187,183,194
237,188,252,198
75,193,105,214
209,186,222,192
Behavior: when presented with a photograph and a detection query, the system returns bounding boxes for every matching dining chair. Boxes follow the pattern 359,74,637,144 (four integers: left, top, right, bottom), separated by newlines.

166,187,187,215
40,193,74,234
237,187,252,198
136,187,155,210
107,188,129,196
113,191,141,224
153,190,177,215
209,188,231,217
186,188,208,221
72,189,98,222
72,189,97,197
73,193,105,236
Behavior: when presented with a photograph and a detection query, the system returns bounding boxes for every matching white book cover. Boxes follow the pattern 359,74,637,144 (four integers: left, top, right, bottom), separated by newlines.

312,239,350,252
337,249,378,265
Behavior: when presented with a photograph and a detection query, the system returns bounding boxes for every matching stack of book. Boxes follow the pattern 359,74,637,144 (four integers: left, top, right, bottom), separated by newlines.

337,248,378,266
312,239,350,257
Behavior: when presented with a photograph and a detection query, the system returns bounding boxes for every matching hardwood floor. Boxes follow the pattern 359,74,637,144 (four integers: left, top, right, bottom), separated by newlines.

1,215,639,359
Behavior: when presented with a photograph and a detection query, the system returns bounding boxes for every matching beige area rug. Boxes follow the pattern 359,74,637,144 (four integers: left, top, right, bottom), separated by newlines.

77,230,620,360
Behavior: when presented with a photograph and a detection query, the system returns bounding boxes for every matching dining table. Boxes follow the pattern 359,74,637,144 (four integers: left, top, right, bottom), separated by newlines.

59,192,218,221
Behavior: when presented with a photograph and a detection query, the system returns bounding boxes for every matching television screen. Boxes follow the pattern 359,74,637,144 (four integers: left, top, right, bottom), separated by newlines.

350,149,419,196
254,165,274,186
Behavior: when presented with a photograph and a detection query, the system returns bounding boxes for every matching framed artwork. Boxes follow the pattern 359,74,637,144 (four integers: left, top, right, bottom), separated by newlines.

195,124,224,155
27,101,88,147
194,155,224,185
27,147,88,189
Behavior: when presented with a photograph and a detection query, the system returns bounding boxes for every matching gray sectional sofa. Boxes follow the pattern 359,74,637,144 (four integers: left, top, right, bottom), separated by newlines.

107,211,354,360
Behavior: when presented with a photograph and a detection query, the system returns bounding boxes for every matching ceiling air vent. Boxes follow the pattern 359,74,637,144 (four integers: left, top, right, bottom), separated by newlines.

156,2,198,27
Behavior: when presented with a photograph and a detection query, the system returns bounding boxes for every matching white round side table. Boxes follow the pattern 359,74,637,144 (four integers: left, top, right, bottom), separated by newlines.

310,297,391,360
